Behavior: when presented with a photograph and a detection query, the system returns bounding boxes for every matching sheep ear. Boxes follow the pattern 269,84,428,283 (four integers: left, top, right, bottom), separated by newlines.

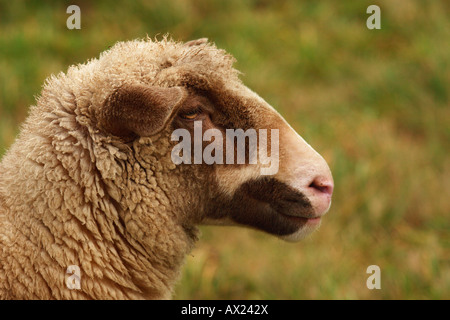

98,84,187,138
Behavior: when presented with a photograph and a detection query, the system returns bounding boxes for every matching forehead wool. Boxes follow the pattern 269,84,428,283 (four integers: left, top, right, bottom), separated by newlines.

84,37,239,89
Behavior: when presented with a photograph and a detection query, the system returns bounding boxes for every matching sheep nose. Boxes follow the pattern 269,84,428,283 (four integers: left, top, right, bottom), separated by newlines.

306,174,334,216
309,176,334,197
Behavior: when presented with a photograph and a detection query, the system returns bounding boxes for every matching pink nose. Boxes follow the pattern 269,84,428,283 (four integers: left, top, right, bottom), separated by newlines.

309,176,334,197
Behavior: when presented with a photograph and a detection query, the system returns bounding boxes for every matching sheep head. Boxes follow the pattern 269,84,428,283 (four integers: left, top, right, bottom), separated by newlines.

93,38,333,243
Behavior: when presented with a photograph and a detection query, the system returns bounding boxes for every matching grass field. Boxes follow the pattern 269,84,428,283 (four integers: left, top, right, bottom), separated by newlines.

0,0,448,299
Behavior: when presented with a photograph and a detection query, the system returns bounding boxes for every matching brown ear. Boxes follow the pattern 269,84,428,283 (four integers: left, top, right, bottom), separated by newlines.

98,84,187,139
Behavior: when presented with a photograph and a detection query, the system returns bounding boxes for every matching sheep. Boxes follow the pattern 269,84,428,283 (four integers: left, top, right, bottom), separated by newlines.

0,37,333,300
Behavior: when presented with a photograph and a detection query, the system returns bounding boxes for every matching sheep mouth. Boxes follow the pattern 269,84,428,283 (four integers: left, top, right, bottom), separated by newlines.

208,177,317,236
270,197,318,220
277,210,322,225
241,177,315,218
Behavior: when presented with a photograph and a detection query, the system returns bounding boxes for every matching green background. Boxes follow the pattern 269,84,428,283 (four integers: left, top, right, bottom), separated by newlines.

0,0,448,299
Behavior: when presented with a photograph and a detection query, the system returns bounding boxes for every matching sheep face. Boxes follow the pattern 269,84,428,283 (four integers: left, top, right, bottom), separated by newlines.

170,86,334,242
94,38,333,243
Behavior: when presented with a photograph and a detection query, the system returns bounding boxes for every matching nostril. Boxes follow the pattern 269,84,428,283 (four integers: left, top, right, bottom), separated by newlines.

309,178,334,196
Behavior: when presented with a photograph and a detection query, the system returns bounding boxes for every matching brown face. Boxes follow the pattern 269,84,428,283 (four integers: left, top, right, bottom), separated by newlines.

170,86,334,242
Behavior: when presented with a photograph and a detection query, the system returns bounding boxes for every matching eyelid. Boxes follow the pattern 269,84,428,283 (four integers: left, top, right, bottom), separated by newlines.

179,107,203,120
185,106,202,114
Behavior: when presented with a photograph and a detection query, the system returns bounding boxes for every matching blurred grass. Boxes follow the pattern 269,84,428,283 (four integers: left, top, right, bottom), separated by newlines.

0,0,448,299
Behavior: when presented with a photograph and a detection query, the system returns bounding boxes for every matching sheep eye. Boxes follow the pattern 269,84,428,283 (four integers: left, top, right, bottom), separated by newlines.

179,108,202,120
